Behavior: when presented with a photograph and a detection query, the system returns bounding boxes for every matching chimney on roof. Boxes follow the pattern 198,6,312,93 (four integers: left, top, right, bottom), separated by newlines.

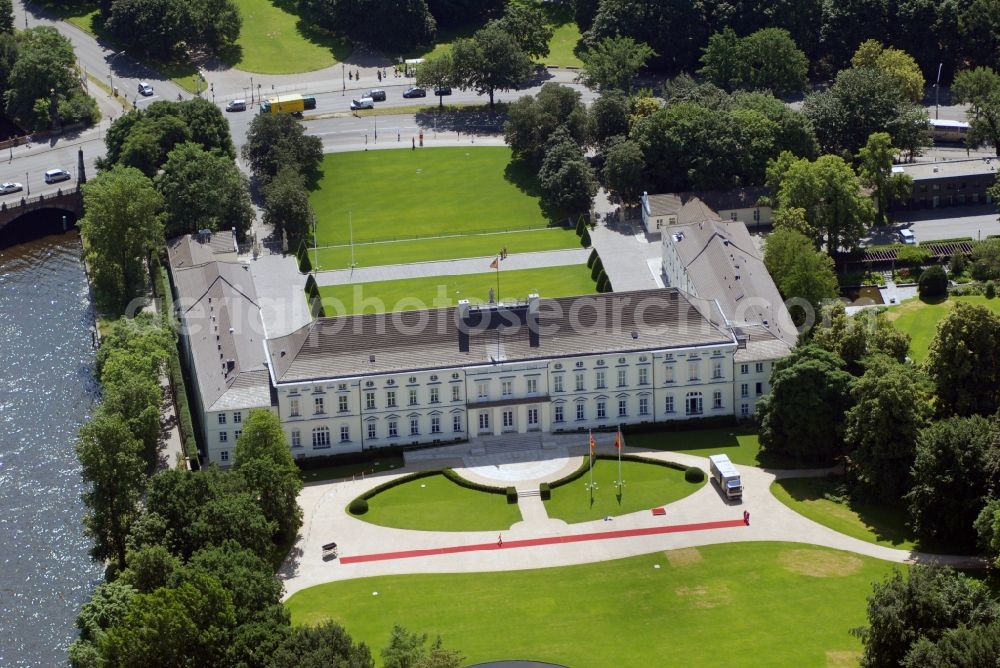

527,293,540,348
457,299,471,353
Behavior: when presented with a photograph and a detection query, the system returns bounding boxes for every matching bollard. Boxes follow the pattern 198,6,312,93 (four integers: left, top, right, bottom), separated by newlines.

419,132,423,147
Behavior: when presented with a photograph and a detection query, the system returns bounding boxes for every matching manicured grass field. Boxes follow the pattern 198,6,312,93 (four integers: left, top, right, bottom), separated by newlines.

543,459,704,524
625,427,763,466
316,265,595,315
313,227,578,270
286,542,898,667
771,476,918,551
232,0,349,73
538,3,584,68
886,295,1000,362
299,455,404,485
353,473,523,532
310,148,552,246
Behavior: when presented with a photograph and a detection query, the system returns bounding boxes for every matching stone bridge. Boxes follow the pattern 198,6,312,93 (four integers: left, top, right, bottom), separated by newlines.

0,187,83,233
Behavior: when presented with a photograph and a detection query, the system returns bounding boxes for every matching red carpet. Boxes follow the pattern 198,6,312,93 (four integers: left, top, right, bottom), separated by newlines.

339,517,747,565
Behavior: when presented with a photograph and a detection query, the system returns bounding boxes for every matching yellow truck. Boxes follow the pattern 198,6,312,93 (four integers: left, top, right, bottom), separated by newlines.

260,94,316,114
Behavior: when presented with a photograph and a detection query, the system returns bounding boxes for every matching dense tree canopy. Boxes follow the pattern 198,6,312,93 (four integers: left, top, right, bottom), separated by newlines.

851,40,925,102
857,132,913,225
757,345,854,464
415,53,455,108
810,302,909,374
763,228,839,324
952,67,1000,156
579,36,655,93
242,110,324,183
452,22,532,108
537,127,597,215
602,137,644,205
106,0,241,60
262,167,315,241
301,0,435,54
698,27,809,97
925,302,1000,417
503,83,589,163
496,4,552,59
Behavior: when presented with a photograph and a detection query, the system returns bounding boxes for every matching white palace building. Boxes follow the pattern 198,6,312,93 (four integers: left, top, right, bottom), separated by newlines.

168,198,795,468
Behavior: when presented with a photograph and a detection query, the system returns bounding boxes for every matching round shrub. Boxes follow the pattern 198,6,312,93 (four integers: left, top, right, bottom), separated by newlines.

918,265,948,299
988,281,997,299
685,466,705,483
348,498,369,515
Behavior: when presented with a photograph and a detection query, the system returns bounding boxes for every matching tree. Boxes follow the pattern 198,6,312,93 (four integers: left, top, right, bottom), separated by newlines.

773,154,875,257
970,237,1000,280
301,0,435,54
189,492,277,561
763,227,839,322
5,27,98,130
906,415,1000,550
70,579,137,665
100,364,162,470
844,355,933,503
415,53,454,108
952,67,1000,156
926,301,1000,416
262,167,315,241
452,22,533,110
105,0,191,60
268,620,374,668
119,544,182,594
155,142,253,239
79,166,164,313
585,0,706,74
497,4,553,59
698,27,809,97
803,66,928,157
975,499,1000,567
756,345,855,464
242,112,324,182
857,132,913,225
851,40,925,102
918,265,948,299
100,575,236,668
382,625,463,668
76,411,147,571
959,0,1000,71
903,619,1000,668
579,36,655,93
537,128,597,214
811,302,910,374
183,541,283,624
0,0,13,34
602,137,644,205
852,566,998,668
191,0,242,52
588,90,630,145
503,83,589,163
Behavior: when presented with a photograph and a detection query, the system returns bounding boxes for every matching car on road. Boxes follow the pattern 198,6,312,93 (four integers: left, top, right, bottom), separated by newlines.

44,168,71,184
402,87,427,98
350,97,374,110
898,229,916,245
225,99,247,112
0,182,23,194
138,82,154,96
433,86,452,96
365,89,386,101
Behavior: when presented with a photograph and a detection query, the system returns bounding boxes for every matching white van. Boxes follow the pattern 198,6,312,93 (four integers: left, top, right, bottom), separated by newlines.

350,97,374,110
898,229,916,245
44,168,71,184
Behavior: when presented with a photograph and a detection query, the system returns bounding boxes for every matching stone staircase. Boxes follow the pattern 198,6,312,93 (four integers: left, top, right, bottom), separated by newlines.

517,488,541,498
477,432,544,456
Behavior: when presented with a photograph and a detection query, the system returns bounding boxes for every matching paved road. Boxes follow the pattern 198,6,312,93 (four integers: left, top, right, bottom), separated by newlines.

280,440,984,599
0,127,105,198
872,204,1000,244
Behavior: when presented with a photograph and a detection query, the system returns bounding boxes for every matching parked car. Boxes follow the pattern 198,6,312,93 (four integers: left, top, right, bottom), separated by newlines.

365,89,387,101
0,182,23,194
44,169,71,184
225,99,247,112
350,97,375,110
433,86,452,96
898,229,916,245
402,87,427,98
138,82,154,96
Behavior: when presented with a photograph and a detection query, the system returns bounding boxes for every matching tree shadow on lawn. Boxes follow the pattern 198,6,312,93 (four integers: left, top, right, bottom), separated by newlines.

776,476,919,549
503,157,578,226
414,106,508,134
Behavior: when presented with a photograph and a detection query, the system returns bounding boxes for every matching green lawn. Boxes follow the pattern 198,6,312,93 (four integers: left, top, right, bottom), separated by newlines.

231,0,349,73
286,542,898,667
313,227,578,270
317,265,595,315
544,459,704,524
353,473,523,532
310,148,552,246
887,295,1000,362
624,427,763,467
771,476,919,551
299,455,404,485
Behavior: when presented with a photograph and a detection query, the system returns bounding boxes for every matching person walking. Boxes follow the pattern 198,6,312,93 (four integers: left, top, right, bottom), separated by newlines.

497,534,503,548
377,70,382,82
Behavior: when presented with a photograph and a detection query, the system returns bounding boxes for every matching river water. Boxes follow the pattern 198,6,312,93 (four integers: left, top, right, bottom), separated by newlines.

0,232,103,666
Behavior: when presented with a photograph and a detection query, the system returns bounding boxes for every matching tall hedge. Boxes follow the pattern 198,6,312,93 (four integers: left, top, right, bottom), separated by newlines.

587,248,599,268
590,256,604,281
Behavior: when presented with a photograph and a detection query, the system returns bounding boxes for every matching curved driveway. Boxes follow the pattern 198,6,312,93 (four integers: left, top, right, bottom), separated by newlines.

279,448,984,600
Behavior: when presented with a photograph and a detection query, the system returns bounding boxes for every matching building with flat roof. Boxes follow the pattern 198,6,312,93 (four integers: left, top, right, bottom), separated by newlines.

890,158,999,210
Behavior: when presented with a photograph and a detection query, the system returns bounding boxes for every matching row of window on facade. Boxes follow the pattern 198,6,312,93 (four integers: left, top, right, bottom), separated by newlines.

290,413,465,449
217,411,244,425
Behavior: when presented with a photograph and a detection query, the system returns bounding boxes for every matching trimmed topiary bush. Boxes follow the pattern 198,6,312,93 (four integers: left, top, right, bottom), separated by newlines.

918,264,947,299
348,498,369,515
580,227,592,248
539,482,551,500
586,248,599,268
590,257,604,281
575,216,586,236
305,273,318,296
506,486,518,504
685,466,706,483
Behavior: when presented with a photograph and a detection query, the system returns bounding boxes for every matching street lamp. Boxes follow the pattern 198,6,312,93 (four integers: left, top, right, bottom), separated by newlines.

342,64,345,95
250,76,254,103
25,172,28,195
934,62,943,120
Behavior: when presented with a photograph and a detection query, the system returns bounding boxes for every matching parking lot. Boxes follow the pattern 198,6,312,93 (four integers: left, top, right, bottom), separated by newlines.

871,204,1000,244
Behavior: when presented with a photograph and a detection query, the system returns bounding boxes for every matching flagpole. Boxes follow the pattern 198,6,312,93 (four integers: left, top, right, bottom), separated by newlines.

495,252,500,303
586,429,597,505
617,425,622,489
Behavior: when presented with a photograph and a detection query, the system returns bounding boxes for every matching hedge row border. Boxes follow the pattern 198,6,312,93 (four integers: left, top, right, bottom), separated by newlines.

441,468,507,495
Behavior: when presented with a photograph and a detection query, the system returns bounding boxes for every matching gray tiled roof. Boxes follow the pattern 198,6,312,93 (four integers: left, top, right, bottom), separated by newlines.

167,230,237,269
267,288,736,384
645,187,771,218
668,215,797,346
171,258,270,413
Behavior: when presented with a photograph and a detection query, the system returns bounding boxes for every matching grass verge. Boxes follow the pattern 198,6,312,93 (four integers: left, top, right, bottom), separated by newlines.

624,427,763,466
286,542,897,667
771,476,918,550
352,472,522,531
316,264,594,315
543,458,704,524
